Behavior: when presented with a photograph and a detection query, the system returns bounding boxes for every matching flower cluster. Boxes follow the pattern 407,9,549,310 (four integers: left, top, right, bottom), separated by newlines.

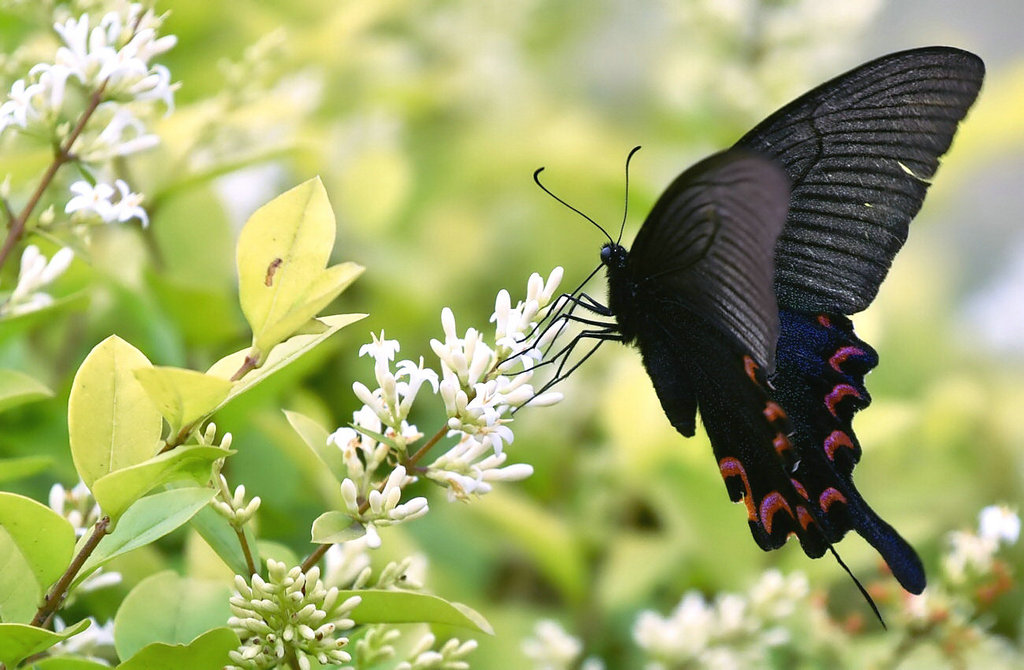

943,504,1019,585
65,178,149,226
425,268,564,499
1,244,73,317
395,632,478,670
228,561,361,670
632,570,810,669
339,465,429,548
0,3,176,154
326,267,566,549
522,620,586,670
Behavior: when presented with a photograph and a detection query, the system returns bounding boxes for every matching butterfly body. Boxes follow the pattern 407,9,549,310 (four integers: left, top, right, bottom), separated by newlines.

586,47,984,596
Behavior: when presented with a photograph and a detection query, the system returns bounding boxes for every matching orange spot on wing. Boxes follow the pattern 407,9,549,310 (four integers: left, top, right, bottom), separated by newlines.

817,314,833,328
743,355,759,383
796,505,816,530
719,457,756,522
773,433,791,458
829,345,865,373
763,401,786,423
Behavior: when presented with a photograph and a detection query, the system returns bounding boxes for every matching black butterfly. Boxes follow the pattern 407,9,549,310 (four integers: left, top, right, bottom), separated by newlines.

538,47,984,599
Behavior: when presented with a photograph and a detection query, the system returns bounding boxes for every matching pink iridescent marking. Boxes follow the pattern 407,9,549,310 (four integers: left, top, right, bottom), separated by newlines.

819,487,848,513
823,430,855,461
719,457,756,522
817,314,833,328
825,384,861,417
790,478,808,498
829,346,865,373
759,492,793,534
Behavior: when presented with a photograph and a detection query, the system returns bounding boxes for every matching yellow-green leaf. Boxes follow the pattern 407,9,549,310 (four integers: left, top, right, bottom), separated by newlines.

236,177,364,363
310,511,365,544
133,367,233,436
207,312,365,411
0,493,76,624
91,446,226,525
115,627,239,670
68,336,162,489
251,261,362,357
0,620,90,668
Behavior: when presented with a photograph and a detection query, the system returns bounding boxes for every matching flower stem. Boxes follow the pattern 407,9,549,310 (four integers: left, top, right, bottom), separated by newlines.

31,516,111,628
0,81,107,272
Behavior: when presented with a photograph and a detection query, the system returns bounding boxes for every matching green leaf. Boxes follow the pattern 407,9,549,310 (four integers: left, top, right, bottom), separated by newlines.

0,456,52,484
68,336,163,489
115,627,239,670
29,656,111,669
236,177,363,364
113,572,232,661
340,589,493,635
133,367,233,437
284,410,346,482
310,511,365,544
206,312,365,409
0,619,90,668
90,446,226,525
0,492,76,623
0,369,53,412
75,487,216,588
188,505,253,577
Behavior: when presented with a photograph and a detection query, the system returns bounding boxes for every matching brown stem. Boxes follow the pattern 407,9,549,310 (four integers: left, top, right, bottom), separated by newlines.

236,526,257,577
300,542,331,574
230,353,259,382
31,516,111,628
0,81,108,272
404,424,449,469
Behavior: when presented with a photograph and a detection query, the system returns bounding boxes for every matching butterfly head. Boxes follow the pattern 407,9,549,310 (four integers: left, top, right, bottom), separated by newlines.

600,242,628,270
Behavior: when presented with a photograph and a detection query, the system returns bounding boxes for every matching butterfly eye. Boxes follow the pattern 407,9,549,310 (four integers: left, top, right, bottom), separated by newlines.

600,245,612,264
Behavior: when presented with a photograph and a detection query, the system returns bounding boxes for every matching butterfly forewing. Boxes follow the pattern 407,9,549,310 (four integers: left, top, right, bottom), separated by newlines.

622,150,790,370
734,46,984,313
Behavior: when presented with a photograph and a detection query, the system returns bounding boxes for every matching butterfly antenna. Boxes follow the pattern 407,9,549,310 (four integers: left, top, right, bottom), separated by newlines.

533,167,613,244
616,145,642,245
828,545,887,629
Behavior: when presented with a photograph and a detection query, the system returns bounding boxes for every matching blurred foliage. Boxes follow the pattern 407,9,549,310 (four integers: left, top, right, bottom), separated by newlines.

2,0,1024,668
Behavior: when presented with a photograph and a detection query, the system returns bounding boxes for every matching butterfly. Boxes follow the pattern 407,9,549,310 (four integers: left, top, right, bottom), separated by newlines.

537,46,984,599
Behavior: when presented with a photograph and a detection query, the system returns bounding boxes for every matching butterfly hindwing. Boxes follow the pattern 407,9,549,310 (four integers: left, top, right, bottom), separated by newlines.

734,46,984,313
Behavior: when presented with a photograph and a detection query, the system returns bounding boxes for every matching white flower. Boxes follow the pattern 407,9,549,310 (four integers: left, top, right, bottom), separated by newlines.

54,6,177,107
2,245,74,317
65,178,148,226
65,180,116,220
634,592,714,661
978,505,1020,546
944,529,997,583
522,620,582,670
426,434,533,501
50,616,115,660
76,107,161,160
359,330,400,361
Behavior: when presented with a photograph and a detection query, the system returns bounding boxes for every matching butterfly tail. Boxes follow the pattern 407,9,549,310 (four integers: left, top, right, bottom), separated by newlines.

774,309,925,593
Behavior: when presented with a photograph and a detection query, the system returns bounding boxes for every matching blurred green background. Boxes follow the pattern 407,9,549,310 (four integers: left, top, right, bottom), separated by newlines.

2,0,1023,667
